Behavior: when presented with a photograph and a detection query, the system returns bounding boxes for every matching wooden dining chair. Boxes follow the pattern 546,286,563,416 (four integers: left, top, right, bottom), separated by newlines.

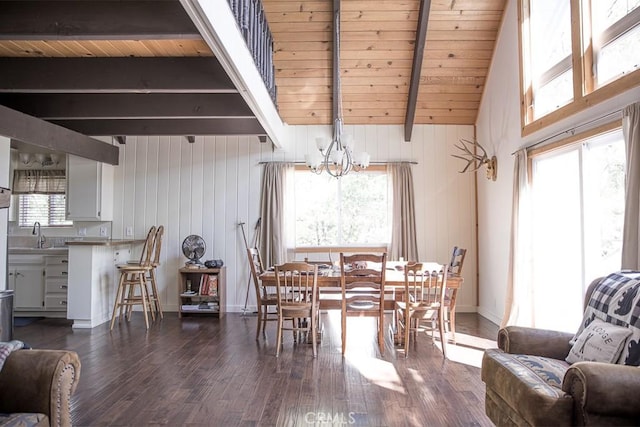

340,252,387,356
247,247,278,339
394,263,448,358
274,262,319,357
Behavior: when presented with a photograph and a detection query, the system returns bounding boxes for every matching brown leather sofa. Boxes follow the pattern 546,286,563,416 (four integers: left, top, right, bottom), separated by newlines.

482,278,640,426
0,349,81,427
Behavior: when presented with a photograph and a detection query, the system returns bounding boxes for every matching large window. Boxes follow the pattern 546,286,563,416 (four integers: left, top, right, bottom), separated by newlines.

520,0,640,132
530,129,625,332
293,169,390,247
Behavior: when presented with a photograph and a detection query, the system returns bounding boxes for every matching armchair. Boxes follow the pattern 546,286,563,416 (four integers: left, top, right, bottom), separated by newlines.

482,277,640,426
0,349,81,427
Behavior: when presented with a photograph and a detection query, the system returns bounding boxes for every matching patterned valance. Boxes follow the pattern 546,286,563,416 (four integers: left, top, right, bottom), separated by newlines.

12,169,66,195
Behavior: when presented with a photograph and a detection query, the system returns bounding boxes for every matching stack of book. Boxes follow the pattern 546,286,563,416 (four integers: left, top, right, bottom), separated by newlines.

197,274,218,297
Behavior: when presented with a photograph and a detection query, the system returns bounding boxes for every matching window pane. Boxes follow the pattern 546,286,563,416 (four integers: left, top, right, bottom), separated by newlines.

531,130,626,333
596,26,640,84
294,171,389,246
19,194,72,227
339,173,389,244
295,173,339,246
532,148,583,333
530,0,572,75
534,69,574,118
592,0,640,33
583,132,625,280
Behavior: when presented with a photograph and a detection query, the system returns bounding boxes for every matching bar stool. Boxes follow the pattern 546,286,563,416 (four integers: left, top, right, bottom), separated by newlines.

110,226,156,330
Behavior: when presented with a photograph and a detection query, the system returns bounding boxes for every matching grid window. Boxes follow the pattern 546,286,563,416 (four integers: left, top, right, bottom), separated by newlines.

18,194,72,227
519,0,640,130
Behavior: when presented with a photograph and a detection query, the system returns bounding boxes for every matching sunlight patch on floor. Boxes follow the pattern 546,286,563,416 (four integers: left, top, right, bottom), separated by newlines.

433,332,497,368
345,352,406,394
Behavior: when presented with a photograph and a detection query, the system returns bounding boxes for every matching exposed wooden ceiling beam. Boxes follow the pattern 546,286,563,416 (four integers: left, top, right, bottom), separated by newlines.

0,57,236,93
0,93,255,119
49,118,266,136
404,0,432,142
0,1,200,40
0,104,119,165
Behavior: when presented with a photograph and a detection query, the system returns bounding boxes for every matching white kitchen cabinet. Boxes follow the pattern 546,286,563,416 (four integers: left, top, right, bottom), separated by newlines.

66,154,114,221
8,264,45,311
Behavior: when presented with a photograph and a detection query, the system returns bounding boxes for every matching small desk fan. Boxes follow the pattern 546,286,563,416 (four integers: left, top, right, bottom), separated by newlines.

182,235,206,265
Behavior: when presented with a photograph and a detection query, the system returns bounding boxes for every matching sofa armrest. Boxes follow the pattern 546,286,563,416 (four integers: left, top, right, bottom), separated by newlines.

0,349,81,427
498,326,573,359
562,362,640,423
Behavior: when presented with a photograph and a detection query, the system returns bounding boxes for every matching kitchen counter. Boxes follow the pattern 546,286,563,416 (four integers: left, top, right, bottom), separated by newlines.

67,239,144,328
65,239,145,246
9,247,68,255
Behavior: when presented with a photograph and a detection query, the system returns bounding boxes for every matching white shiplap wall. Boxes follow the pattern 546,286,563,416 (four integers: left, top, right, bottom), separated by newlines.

110,124,477,313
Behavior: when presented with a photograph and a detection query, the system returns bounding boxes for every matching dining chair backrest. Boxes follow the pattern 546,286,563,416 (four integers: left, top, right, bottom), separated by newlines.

273,262,318,307
340,253,387,292
404,262,427,303
339,252,387,354
247,247,266,296
449,246,467,275
413,264,447,308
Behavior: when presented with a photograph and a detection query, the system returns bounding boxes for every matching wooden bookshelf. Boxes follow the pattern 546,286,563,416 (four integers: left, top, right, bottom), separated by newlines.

178,267,226,318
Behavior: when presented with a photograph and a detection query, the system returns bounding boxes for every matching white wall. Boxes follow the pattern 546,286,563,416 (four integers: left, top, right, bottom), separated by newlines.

0,136,9,289
475,1,640,324
111,124,478,313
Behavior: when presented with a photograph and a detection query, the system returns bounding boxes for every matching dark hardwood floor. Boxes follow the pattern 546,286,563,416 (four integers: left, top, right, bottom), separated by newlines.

14,311,498,427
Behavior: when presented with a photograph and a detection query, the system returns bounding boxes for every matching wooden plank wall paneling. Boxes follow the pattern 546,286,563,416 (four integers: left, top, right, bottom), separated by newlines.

110,124,477,313
264,0,505,126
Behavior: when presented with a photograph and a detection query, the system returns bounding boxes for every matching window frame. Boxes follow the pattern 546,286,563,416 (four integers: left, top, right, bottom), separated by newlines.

518,0,640,136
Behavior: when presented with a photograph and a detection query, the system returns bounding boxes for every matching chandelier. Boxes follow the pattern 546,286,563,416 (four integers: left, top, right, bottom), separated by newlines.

304,1,369,178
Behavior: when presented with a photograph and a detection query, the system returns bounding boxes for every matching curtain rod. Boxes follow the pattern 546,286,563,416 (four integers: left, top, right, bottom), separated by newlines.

258,160,418,165
511,108,623,155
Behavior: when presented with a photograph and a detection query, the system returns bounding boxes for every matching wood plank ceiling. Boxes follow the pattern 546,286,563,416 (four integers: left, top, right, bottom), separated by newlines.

264,0,506,127
0,0,506,139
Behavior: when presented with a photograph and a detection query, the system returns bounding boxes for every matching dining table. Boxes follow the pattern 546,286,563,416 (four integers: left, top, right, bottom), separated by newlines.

258,262,463,314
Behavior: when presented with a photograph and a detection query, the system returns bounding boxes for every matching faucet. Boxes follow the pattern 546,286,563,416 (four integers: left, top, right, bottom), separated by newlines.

32,221,46,249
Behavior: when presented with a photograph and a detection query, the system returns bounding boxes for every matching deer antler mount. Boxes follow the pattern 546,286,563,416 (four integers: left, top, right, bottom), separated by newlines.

452,138,497,181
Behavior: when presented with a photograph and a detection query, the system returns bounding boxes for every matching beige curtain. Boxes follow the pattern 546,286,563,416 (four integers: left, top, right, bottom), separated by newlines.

622,102,640,270
12,169,66,194
259,162,292,268
389,162,418,262
502,149,533,328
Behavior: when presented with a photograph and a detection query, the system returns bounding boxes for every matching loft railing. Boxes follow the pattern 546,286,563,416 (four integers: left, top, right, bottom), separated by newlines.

227,0,277,106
